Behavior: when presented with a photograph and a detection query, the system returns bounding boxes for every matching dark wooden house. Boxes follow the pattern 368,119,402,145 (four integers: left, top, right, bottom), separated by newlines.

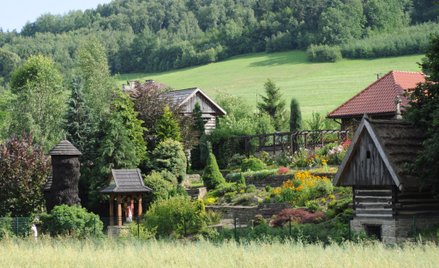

327,71,425,131
122,80,226,133
333,116,439,243
163,87,226,133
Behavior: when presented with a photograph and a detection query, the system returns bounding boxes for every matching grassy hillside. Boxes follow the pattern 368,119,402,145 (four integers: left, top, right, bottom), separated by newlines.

117,51,424,119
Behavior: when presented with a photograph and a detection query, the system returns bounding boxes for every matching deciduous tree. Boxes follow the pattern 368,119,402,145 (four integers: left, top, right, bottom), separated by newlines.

9,55,68,151
0,136,50,217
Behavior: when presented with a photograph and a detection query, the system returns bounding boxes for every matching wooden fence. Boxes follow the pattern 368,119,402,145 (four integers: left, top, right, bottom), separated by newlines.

234,130,349,155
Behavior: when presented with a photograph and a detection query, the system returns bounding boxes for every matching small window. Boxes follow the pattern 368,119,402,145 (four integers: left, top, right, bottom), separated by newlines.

366,150,371,159
364,224,382,241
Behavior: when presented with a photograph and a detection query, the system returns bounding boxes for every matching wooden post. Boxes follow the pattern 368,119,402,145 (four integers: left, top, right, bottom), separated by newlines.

109,194,114,226
138,194,143,217
130,194,135,212
117,195,122,226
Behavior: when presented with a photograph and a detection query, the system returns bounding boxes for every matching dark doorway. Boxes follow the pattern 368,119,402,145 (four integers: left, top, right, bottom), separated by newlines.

364,224,382,240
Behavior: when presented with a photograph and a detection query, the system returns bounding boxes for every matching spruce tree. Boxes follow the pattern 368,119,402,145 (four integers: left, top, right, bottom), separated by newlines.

289,98,302,132
202,151,225,190
257,79,286,130
191,102,206,169
156,106,182,143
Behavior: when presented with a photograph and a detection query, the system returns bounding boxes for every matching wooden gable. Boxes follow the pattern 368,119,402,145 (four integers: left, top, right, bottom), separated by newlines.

334,117,402,189
336,129,395,186
179,88,226,116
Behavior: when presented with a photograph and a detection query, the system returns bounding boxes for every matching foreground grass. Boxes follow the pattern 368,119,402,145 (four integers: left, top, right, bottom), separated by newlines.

117,51,423,119
1,238,438,267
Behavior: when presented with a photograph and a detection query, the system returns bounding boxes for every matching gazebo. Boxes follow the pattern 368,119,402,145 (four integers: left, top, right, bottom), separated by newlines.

101,169,152,227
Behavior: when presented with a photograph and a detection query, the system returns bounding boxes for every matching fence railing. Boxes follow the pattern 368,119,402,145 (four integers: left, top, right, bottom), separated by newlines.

216,130,349,158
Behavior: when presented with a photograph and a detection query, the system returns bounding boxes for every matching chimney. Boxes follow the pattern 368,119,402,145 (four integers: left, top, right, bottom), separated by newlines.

394,95,403,120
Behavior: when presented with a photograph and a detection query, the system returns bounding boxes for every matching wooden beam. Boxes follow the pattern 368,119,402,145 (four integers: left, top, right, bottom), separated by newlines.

117,195,122,226
109,194,114,226
138,194,143,217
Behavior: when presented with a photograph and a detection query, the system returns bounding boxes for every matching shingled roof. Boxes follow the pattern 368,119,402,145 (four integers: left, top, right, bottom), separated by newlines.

328,71,425,119
163,87,227,115
101,169,152,194
334,117,425,191
49,140,82,156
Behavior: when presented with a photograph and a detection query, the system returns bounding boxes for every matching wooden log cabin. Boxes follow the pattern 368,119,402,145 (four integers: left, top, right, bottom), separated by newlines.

122,80,226,133
163,87,226,133
333,116,439,243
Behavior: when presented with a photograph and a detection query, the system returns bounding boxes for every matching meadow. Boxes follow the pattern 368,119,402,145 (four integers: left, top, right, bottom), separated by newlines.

117,51,424,119
1,238,438,268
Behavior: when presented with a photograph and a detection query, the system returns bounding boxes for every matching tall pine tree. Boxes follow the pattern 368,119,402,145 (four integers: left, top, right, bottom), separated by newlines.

257,79,286,130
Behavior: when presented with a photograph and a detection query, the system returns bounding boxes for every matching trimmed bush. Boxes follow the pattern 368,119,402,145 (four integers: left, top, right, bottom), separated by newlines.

143,196,208,238
240,157,266,172
40,205,103,238
307,44,342,62
203,152,225,190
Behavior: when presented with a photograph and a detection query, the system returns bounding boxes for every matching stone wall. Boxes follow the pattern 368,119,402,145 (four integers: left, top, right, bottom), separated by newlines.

206,203,289,224
351,216,439,244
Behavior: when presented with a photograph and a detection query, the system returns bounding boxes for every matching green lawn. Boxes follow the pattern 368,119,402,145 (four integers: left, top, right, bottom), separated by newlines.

117,51,423,119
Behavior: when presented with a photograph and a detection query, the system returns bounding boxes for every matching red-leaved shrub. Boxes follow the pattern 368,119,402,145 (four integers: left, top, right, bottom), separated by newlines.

277,166,290,175
271,208,325,227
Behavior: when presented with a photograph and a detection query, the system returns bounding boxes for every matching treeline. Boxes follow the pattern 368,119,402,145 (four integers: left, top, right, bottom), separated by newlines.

307,22,439,62
0,0,438,77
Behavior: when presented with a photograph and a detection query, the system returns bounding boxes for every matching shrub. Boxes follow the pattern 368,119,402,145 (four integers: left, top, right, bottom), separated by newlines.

227,154,246,170
241,157,266,172
277,166,290,175
152,139,187,183
143,171,175,203
307,44,342,62
208,182,238,197
271,208,325,227
143,196,208,238
40,205,103,238
0,217,13,239
203,152,225,190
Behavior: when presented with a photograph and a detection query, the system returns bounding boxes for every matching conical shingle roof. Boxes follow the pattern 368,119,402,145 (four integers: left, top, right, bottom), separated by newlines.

49,140,82,156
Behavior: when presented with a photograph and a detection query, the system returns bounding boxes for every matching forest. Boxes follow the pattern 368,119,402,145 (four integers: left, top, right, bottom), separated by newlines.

0,0,438,78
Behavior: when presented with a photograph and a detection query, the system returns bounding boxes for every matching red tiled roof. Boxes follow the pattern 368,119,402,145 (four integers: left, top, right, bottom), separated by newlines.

327,71,425,118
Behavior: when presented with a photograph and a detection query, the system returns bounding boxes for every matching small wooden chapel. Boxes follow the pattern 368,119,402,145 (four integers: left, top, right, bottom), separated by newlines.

334,116,439,243
101,169,151,229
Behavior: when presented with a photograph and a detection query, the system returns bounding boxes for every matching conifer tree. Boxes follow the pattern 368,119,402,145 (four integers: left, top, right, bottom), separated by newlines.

289,98,302,132
257,79,286,130
191,102,206,169
156,106,182,142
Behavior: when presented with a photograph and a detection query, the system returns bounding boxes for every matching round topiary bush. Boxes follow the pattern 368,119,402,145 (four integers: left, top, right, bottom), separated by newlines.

40,205,103,238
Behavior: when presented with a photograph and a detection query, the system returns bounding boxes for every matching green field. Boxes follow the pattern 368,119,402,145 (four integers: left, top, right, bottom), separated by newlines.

117,51,423,119
1,239,438,267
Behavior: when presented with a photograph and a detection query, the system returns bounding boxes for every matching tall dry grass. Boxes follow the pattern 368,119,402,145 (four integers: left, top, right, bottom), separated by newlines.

0,238,438,268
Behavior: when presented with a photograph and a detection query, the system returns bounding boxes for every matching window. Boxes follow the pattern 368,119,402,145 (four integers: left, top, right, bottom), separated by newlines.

366,150,371,159
364,224,382,241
